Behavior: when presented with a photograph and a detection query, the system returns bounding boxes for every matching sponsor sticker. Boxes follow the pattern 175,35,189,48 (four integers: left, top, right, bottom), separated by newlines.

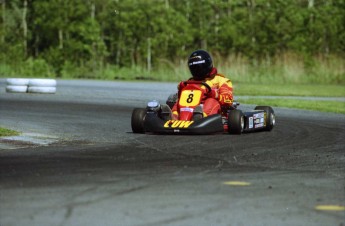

249,117,253,129
180,107,194,112
164,120,194,129
253,113,264,119
255,118,264,124
255,123,264,128
189,60,205,65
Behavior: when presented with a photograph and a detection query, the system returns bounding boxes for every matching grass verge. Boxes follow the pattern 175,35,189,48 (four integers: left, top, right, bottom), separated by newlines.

0,127,20,137
239,98,345,114
235,83,344,114
235,83,345,97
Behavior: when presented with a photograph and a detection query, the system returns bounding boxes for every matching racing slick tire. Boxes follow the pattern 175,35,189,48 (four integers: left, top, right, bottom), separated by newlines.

254,106,275,131
131,108,147,133
228,109,244,134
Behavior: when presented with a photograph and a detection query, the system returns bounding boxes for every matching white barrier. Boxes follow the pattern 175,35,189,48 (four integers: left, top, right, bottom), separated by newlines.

28,86,56,94
5,78,57,94
6,78,30,86
28,79,57,87
6,85,28,93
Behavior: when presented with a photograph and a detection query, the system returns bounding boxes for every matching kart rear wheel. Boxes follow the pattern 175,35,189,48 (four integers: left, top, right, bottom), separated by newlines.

228,109,244,134
131,108,147,133
254,106,275,131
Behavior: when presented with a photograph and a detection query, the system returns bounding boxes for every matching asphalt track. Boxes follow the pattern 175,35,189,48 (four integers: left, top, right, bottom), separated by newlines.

0,79,344,226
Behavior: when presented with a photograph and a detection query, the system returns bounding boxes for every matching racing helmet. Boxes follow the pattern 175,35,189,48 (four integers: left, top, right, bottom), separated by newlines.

188,50,213,80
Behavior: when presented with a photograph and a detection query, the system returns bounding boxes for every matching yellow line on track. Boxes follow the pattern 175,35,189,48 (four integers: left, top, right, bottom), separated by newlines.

223,181,251,186
315,205,345,211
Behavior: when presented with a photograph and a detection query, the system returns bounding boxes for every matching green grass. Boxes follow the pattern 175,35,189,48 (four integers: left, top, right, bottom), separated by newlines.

2,53,344,85
235,83,345,97
0,127,20,137
1,58,344,114
239,98,345,114
235,83,345,114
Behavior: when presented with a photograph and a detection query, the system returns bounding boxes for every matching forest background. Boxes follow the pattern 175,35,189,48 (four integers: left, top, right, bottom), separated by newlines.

0,0,344,85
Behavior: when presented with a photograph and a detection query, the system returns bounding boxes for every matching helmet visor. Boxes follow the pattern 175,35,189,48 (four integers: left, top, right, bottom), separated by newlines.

189,62,210,80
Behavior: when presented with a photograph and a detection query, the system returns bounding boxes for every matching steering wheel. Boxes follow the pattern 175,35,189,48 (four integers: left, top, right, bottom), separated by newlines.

201,82,212,94
183,81,212,94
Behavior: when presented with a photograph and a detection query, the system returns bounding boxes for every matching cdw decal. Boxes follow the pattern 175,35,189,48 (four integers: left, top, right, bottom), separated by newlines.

163,120,194,128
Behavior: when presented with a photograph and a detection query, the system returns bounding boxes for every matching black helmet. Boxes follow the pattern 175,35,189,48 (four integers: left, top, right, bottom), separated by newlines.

188,50,213,80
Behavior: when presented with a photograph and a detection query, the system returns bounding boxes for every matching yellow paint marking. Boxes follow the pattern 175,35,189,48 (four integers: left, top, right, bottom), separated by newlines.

171,120,181,128
163,120,194,128
315,205,345,211
223,181,251,186
179,121,194,128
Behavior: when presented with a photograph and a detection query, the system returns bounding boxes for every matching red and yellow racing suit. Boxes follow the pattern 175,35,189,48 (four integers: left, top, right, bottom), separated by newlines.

172,67,233,119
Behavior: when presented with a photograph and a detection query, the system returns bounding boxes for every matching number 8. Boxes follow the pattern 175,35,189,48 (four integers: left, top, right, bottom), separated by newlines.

186,93,194,103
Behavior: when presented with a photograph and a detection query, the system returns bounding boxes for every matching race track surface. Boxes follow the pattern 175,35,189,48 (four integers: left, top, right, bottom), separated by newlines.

0,79,344,226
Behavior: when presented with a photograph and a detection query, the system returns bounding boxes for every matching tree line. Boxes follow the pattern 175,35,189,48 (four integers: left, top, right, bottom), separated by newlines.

0,0,344,80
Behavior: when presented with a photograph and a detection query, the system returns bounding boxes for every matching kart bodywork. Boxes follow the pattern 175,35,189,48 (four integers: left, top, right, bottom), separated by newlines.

131,81,275,135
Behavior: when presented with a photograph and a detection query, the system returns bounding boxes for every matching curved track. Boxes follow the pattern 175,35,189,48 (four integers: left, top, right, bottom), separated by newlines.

0,80,344,226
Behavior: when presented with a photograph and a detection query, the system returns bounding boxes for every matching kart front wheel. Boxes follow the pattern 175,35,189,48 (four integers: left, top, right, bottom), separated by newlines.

254,106,275,131
228,109,244,134
131,108,147,133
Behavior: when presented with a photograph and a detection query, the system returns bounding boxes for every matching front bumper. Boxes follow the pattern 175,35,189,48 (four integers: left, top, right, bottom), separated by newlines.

144,113,224,135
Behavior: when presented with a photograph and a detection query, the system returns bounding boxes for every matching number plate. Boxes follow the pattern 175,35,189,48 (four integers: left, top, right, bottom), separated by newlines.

179,90,202,106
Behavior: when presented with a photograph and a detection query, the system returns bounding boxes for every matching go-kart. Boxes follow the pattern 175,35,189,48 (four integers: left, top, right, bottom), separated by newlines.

131,81,275,135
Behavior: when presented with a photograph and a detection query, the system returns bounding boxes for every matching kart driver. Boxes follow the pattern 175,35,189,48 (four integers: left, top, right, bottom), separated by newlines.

171,49,234,119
